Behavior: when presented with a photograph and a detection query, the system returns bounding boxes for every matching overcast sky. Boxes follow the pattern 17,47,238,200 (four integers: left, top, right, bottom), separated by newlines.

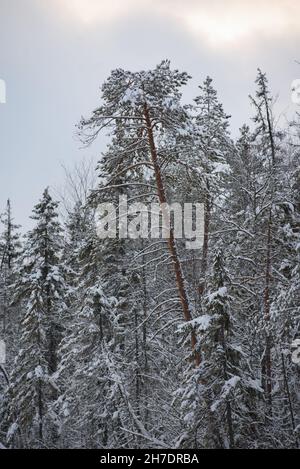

0,0,299,230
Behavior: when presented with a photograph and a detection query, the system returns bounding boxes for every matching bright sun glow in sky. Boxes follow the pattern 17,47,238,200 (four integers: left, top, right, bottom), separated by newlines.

59,0,130,24
57,0,300,47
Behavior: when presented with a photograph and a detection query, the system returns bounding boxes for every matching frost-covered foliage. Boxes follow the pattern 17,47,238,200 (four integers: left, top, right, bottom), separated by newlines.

0,63,299,449
2,189,67,447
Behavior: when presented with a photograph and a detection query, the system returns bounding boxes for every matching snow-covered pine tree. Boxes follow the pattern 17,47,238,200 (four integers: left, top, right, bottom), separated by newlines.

249,70,280,420
0,199,21,274
0,199,22,427
78,60,200,365
5,283,49,448
4,188,66,447
193,76,232,296
0,199,21,340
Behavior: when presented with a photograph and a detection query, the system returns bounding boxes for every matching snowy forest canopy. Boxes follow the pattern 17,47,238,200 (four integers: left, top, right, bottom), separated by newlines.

0,61,300,449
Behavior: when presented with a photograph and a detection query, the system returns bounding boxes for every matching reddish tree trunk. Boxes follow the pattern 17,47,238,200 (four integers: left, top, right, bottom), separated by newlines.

143,102,200,366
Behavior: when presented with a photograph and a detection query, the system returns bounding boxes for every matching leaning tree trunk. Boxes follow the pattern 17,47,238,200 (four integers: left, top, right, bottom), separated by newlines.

143,102,200,366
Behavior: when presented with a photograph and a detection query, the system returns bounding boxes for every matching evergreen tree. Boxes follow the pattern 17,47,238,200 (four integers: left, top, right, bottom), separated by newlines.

4,189,66,447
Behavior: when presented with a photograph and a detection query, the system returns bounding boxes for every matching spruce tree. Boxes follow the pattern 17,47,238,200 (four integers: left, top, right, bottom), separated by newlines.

5,189,66,447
